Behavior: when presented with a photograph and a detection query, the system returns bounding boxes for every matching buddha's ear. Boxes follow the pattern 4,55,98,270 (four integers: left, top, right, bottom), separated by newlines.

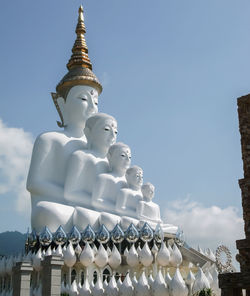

57,96,65,114
51,93,66,128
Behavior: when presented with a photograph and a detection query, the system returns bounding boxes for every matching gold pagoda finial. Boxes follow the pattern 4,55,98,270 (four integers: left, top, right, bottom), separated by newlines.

66,5,92,70
56,5,102,99
79,5,84,22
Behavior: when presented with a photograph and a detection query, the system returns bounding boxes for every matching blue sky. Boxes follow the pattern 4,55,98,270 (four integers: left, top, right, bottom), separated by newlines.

0,0,248,257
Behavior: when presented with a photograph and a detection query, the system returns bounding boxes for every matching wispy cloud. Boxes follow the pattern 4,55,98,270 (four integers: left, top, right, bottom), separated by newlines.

163,197,244,267
0,119,33,213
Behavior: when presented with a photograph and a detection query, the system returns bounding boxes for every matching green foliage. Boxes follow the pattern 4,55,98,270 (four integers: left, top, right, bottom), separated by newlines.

193,288,213,296
61,293,69,296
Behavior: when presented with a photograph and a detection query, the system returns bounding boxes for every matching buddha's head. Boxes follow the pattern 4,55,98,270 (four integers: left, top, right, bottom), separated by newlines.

141,183,155,201
125,165,143,190
107,142,131,175
52,85,98,129
52,6,102,131
84,113,117,156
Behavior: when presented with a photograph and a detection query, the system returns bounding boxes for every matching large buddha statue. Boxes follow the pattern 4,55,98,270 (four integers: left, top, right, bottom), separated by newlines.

26,6,102,233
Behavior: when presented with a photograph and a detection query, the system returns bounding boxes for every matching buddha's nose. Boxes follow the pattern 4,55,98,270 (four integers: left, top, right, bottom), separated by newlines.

88,98,96,111
111,129,116,138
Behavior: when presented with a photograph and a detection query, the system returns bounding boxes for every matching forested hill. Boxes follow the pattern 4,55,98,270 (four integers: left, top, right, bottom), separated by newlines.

0,231,26,256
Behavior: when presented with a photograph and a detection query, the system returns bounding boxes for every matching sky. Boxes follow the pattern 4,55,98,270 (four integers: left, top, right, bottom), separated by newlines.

0,0,248,263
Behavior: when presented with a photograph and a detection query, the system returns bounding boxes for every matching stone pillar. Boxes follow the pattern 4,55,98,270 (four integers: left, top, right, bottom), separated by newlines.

221,288,242,296
12,261,33,296
41,255,64,296
236,95,250,275
219,94,250,292
238,95,250,240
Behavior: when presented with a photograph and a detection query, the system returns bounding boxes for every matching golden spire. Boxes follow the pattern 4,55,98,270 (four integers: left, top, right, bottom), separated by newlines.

56,5,102,98
66,5,92,70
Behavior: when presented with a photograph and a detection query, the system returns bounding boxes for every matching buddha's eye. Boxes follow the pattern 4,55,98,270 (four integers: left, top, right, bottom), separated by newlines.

81,97,87,101
114,130,118,135
121,154,125,157
104,127,110,131
129,156,131,159
95,101,98,106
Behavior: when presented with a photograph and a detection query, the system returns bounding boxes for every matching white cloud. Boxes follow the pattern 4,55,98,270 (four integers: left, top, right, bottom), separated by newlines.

163,197,244,267
0,119,33,213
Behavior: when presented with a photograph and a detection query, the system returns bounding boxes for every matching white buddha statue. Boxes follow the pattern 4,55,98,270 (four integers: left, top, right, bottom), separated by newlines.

64,113,117,207
92,142,131,230
137,182,178,234
92,142,131,211
137,183,162,227
26,6,102,233
27,85,101,233
27,5,179,236
64,113,118,230
116,166,143,228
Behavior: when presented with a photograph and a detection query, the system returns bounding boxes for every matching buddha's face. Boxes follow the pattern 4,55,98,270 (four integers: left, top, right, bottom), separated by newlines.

127,169,143,189
90,118,118,151
109,146,131,172
142,185,155,200
64,85,98,127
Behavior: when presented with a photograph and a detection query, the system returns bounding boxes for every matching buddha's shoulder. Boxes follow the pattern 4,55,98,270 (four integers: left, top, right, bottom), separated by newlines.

148,201,159,208
35,131,68,144
97,173,115,181
120,187,133,194
71,149,88,158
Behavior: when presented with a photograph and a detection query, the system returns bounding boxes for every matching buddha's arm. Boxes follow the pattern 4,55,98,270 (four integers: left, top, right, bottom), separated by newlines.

137,203,152,220
92,175,106,204
115,190,127,212
64,152,86,203
137,202,162,222
155,204,162,222
136,201,144,218
26,135,63,199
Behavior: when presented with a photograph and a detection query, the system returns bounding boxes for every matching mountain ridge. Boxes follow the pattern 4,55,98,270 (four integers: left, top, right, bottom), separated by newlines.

0,231,26,256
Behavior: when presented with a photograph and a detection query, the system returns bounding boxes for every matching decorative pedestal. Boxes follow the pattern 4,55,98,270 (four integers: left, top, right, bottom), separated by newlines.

41,255,64,296
12,261,33,296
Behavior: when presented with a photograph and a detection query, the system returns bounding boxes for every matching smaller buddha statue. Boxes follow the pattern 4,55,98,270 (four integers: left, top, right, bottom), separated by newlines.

116,166,143,228
64,113,118,207
92,142,131,211
92,142,131,230
137,183,178,234
64,113,118,229
137,183,162,228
